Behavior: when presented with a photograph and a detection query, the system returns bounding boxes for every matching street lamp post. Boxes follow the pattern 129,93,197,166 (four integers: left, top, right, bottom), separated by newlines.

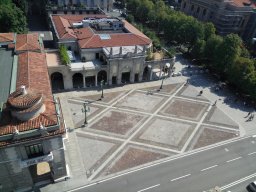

81,103,90,126
101,80,104,99
159,66,166,90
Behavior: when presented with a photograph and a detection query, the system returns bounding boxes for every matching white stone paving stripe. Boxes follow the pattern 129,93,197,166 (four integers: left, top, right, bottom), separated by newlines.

170,174,191,181
137,184,160,192
226,157,242,163
181,104,213,153
174,96,210,104
248,151,256,156
200,164,218,172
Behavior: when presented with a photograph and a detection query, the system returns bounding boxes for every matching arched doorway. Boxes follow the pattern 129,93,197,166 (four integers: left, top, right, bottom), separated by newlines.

97,70,107,85
73,73,83,88
51,72,64,91
143,66,149,81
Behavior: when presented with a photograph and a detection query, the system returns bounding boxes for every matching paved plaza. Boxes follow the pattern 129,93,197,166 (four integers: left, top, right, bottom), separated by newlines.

59,82,239,183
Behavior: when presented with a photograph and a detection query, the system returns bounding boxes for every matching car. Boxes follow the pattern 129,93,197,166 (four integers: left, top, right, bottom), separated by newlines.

172,72,182,77
246,181,256,192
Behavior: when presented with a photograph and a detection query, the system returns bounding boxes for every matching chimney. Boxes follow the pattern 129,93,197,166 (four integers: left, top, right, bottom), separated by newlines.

120,46,122,55
134,45,138,54
20,85,27,95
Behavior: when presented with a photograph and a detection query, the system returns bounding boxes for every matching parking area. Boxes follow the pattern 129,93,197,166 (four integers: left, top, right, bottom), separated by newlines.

60,82,239,181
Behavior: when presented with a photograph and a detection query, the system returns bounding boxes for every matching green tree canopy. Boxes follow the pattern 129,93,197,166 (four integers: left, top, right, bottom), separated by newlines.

0,1,27,33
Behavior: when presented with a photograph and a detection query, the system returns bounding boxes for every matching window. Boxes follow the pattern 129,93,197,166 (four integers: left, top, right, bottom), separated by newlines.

183,2,186,9
203,9,206,16
197,7,200,13
25,143,44,158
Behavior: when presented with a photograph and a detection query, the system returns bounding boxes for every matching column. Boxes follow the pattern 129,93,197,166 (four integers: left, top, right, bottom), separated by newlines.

159,65,162,79
95,74,98,86
130,61,135,83
150,70,153,80
83,74,86,88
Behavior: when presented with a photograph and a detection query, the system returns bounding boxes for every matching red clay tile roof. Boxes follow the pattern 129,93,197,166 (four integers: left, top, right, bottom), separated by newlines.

0,33,15,43
52,14,107,39
16,33,41,51
7,88,42,109
78,33,151,49
51,14,151,48
0,51,58,136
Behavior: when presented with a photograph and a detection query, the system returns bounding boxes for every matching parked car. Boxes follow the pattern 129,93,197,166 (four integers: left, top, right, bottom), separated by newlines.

172,72,182,77
247,181,256,192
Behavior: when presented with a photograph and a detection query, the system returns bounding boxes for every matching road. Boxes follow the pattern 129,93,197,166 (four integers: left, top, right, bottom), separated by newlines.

67,136,256,192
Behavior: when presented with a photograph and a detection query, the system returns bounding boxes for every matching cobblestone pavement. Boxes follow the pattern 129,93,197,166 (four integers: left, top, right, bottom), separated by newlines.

57,81,239,183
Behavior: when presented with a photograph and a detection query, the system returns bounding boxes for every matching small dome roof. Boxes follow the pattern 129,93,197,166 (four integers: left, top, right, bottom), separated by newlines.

7,87,43,110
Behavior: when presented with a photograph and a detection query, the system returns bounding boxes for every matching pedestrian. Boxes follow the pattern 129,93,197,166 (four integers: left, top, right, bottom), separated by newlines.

199,90,203,95
213,100,217,106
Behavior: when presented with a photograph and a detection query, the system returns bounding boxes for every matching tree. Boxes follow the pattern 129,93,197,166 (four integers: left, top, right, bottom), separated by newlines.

203,22,216,40
191,39,206,59
0,2,27,33
204,35,223,63
215,34,242,73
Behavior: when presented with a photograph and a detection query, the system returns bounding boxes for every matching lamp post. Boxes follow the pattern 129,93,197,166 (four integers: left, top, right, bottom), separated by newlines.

81,103,90,126
101,80,104,99
159,63,170,90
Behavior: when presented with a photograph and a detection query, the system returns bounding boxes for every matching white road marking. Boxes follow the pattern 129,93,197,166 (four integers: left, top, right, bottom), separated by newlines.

248,151,256,156
225,148,229,152
137,184,160,192
170,174,191,181
201,165,218,172
221,172,256,190
226,157,242,163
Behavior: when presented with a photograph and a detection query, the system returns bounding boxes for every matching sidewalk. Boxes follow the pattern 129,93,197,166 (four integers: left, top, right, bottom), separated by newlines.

173,55,255,136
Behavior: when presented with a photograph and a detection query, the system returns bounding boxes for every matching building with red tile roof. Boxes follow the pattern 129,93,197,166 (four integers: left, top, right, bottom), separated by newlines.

0,33,68,191
0,33,15,45
15,33,43,52
47,14,175,92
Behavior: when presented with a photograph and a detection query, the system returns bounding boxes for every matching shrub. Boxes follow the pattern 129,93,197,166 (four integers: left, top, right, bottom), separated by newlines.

59,45,70,65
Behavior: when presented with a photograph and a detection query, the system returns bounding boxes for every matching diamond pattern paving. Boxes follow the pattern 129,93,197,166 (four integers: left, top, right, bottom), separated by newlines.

68,101,105,127
86,110,148,137
159,98,209,121
100,145,171,177
204,107,239,129
76,133,120,178
134,118,196,150
115,91,166,113
187,126,238,150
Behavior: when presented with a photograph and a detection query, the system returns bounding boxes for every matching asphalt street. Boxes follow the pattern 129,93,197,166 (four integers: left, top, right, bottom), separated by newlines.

67,136,256,192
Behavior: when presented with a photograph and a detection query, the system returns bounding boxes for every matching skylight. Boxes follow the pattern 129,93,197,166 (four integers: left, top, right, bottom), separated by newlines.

99,34,111,40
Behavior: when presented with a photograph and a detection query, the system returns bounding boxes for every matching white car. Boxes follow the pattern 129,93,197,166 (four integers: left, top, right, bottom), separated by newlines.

172,72,182,77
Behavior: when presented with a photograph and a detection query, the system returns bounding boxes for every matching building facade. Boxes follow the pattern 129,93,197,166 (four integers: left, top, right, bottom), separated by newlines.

0,33,68,191
48,14,174,91
180,0,256,39
48,0,113,12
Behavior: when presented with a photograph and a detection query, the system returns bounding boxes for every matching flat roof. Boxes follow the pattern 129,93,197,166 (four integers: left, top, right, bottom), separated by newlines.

0,48,14,106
